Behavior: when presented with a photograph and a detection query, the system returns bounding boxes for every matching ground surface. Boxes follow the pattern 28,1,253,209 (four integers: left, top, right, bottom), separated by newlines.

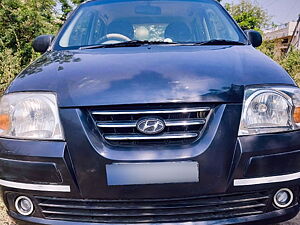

0,201,299,225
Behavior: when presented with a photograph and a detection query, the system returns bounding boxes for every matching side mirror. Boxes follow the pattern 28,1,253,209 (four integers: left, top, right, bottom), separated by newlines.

244,30,262,47
32,35,55,53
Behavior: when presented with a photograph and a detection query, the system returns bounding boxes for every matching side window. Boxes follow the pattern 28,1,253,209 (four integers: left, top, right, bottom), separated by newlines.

69,11,95,46
204,8,239,41
89,16,105,44
193,12,210,42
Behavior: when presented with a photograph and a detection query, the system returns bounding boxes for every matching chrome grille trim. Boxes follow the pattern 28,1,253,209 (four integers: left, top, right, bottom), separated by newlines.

104,132,199,141
166,119,205,127
91,106,212,146
97,119,206,128
97,121,136,128
92,107,211,115
0,179,70,192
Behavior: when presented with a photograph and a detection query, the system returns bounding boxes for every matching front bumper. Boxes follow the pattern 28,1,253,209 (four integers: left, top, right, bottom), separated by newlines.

1,105,300,224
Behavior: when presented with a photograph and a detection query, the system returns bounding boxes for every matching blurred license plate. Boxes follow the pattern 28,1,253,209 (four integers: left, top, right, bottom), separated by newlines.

106,161,199,186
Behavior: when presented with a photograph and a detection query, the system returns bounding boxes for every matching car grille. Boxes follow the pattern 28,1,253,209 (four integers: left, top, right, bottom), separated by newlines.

89,104,212,146
36,191,270,223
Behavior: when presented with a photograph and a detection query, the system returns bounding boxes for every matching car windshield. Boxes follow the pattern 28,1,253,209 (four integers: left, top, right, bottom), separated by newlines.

56,0,247,49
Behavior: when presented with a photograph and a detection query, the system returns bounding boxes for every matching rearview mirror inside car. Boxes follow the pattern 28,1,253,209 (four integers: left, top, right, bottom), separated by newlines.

135,5,161,15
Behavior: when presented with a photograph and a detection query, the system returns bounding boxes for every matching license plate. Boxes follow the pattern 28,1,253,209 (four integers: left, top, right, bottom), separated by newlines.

106,161,199,186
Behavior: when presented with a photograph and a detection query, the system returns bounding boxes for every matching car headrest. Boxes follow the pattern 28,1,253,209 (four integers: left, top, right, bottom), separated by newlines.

165,22,192,42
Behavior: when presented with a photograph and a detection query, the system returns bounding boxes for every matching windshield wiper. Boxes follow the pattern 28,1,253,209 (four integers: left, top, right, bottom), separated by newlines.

80,40,179,50
192,39,246,46
80,39,246,49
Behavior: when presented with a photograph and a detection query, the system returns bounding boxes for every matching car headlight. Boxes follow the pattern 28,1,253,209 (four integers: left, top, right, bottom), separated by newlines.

239,86,300,135
0,92,64,140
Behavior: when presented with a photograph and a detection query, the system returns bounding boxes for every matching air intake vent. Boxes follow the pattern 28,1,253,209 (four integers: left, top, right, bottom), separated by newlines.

36,191,270,223
90,104,212,146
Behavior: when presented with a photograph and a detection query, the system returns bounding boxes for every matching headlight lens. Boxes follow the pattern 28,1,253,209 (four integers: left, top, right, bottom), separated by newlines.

0,92,64,140
239,86,300,135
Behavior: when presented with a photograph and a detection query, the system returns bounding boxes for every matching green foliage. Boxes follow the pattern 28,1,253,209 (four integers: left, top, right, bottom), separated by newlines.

259,41,300,83
279,50,300,84
225,0,269,31
0,0,59,93
258,40,275,58
59,0,73,21
0,0,58,65
58,0,85,21
71,0,86,4
0,49,21,93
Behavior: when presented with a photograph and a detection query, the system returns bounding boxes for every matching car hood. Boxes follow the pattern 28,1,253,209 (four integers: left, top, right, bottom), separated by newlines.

7,45,295,107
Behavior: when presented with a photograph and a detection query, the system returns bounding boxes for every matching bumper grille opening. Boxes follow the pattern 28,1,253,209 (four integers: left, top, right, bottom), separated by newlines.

89,104,213,146
36,191,270,223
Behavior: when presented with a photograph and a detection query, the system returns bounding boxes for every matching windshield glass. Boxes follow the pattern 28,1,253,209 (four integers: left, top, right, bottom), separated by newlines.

56,0,247,49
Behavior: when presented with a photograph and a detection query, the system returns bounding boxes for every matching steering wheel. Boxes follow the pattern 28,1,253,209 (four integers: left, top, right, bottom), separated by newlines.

97,33,131,44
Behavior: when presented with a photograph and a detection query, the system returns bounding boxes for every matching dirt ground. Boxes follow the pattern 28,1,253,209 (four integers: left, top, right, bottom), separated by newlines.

276,214,300,225
0,200,299,225
0,201,15,225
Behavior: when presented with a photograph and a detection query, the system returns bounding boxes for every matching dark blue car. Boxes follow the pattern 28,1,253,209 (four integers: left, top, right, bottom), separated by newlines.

1,0,300,224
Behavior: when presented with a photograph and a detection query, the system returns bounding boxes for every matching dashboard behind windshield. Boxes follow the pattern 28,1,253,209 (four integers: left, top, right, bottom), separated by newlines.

54,0,247,49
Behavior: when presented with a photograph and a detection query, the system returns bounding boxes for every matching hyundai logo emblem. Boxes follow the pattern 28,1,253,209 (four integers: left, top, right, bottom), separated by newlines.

137,118,165,135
